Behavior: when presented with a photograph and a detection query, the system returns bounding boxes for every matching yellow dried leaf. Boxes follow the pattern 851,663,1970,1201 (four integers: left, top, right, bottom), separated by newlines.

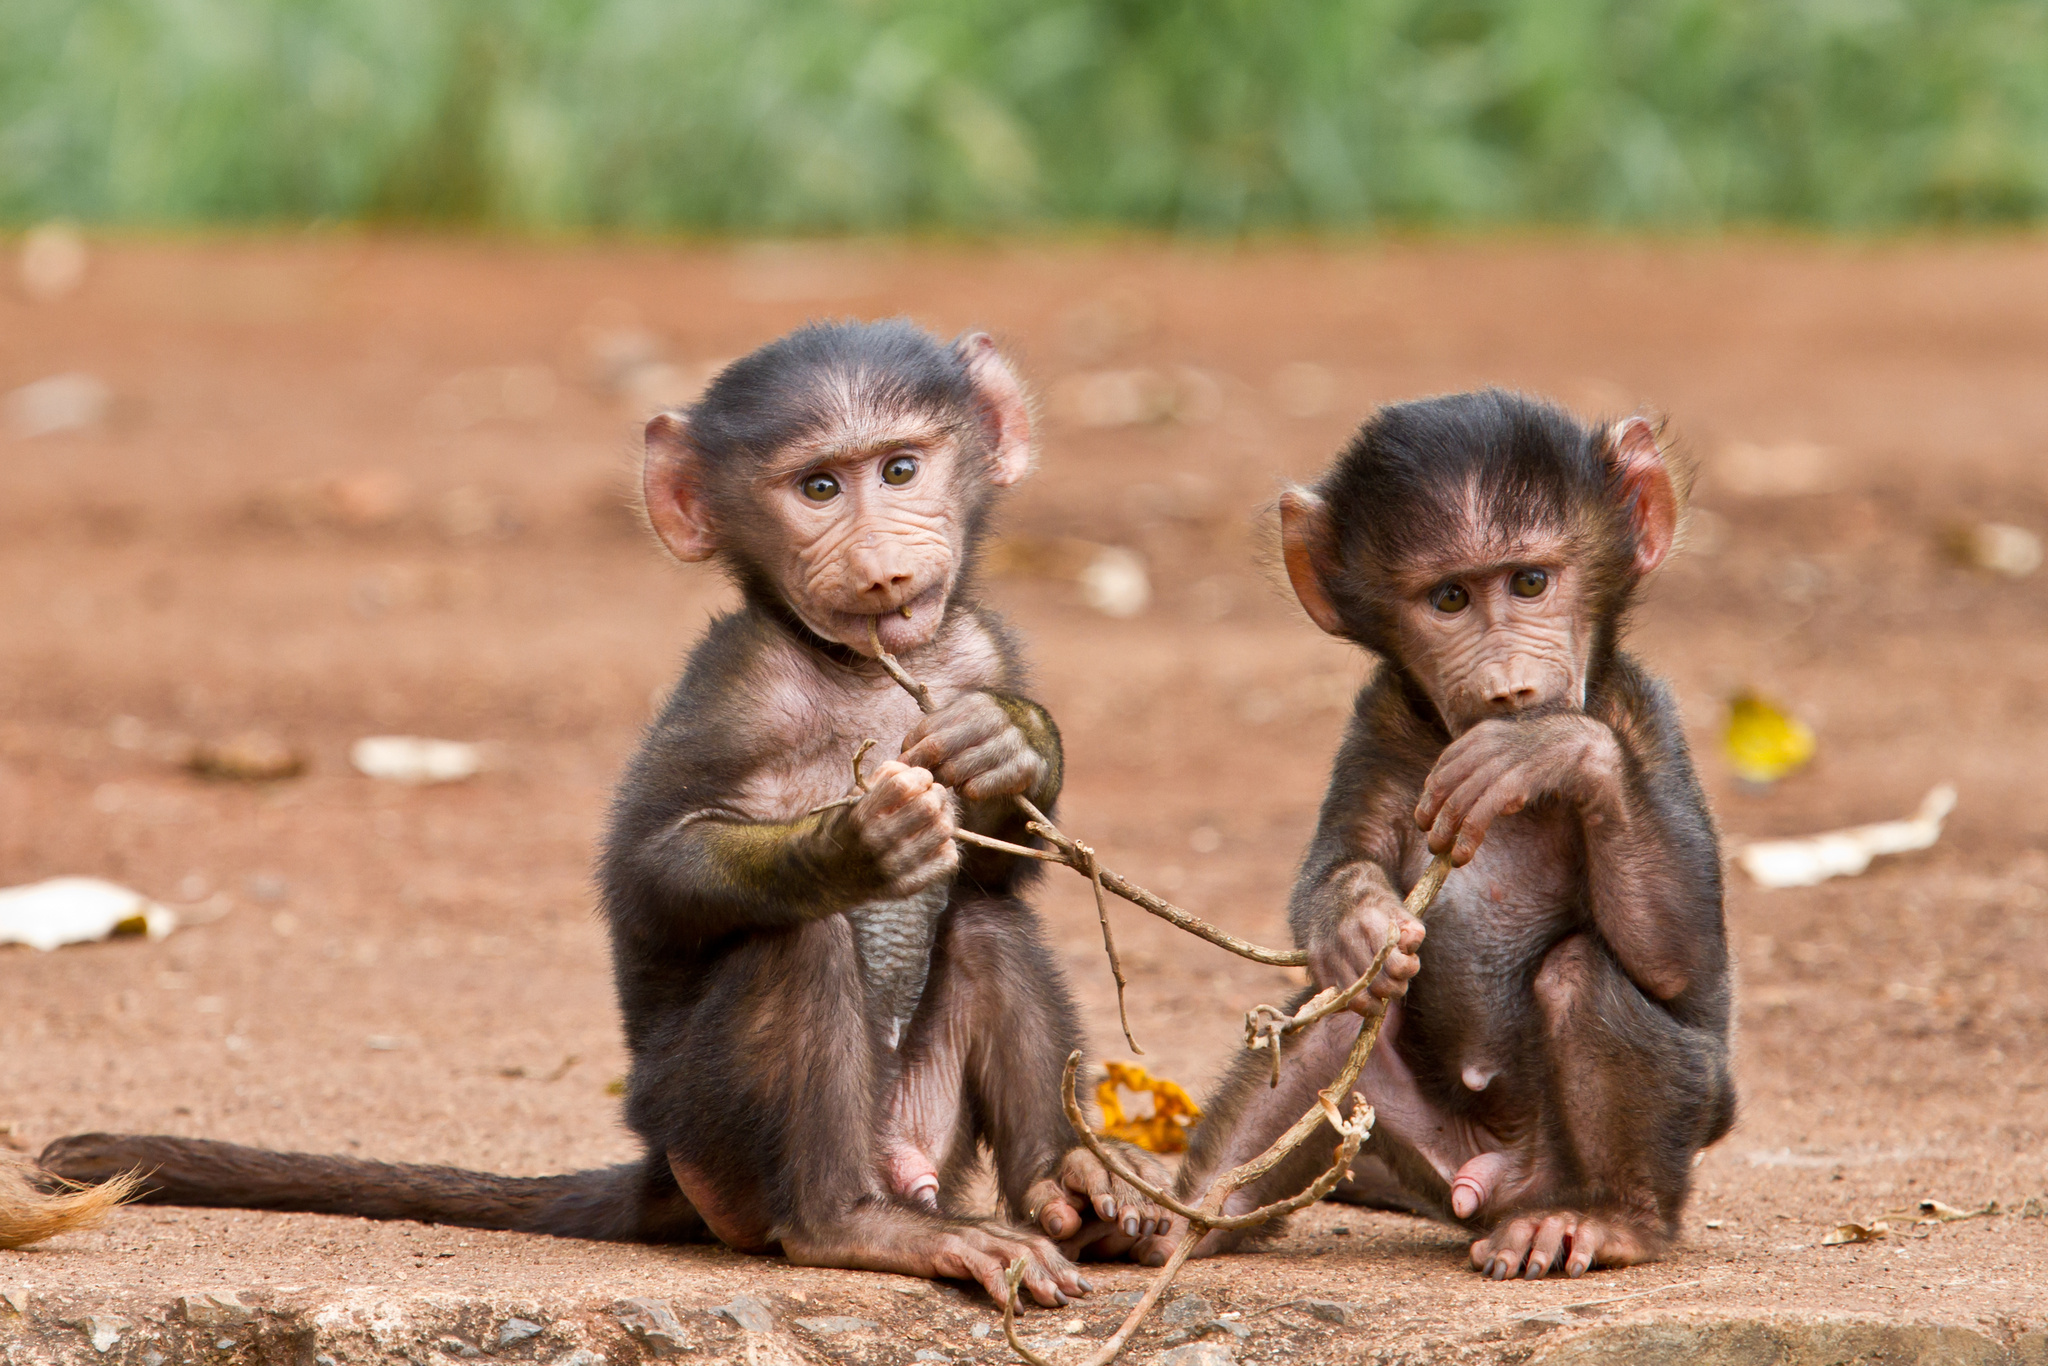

1724,693,1815,785
1096,1061,1201,1154
1821,1221,1887,1246
1902,1198,1998,1224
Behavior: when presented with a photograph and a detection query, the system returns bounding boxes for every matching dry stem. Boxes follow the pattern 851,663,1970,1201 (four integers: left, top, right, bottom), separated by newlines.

1002,852,1453,1366
861,618,1306,975
857,619,1456,1365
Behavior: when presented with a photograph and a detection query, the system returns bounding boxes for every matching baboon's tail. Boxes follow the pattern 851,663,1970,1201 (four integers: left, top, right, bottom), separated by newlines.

36,1134,705,1244
0,1155,142,1249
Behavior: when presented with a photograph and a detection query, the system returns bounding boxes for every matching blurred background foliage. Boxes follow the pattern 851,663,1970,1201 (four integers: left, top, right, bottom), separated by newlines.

4,0,2047,233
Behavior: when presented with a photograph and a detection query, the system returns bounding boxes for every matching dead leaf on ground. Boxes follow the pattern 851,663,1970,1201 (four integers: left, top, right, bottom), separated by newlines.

1097,1061,1201,1154
1723,692,1815,786
1896,1198,1999,1224
185,732,306,782
1821,1221,1888,1245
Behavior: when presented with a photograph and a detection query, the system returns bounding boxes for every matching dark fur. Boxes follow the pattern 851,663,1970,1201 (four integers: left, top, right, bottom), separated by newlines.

1176,390,1732,1256
40,322,1086,1260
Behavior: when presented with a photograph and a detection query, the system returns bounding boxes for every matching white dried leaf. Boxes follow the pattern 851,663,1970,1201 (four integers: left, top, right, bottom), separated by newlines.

0,878,175,951
1736,785,1954,889
350,736,485,785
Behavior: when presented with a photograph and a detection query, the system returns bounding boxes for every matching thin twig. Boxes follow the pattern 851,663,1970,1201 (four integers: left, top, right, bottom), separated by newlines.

868,618,938,715
1019,802,1307,968
1072,839,1141,1054
856,617,1454,1366
1243,855,1452,1084
807,738,880,816
1000,853,1453,1366
862,618,1306,972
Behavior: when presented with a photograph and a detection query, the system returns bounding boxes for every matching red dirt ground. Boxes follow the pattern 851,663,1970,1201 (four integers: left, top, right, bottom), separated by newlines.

3,236,2047,1363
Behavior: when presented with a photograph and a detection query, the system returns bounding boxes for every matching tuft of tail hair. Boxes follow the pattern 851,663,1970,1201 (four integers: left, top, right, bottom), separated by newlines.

0,1155,143,1250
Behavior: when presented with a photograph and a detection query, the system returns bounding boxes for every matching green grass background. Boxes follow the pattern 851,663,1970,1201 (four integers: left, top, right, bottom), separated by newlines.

6,0,2046,232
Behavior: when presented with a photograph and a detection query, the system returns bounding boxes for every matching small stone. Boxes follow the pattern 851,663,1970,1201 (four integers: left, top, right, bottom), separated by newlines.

715,1295,777,1333
2021,1195,2047,1219
216,1340,235,1350
1204,1320,1250,1342
1160,1295,1213,1328
1515,1312,1571,1336
140,1351,166,1366
179,1292,254,1327
549,1352,605,1366
6,372,110,438
439,1337,485,1358
793,1317,877,1337
0,1287,26,1314
614,1299,689,1356
496,1318,545,1348
84,1316,129,1353
317,1357,339,1366
1155,1343,1236,1366
914,1353,948,1363
970,1323,991,1340
1304,1299,1360,1327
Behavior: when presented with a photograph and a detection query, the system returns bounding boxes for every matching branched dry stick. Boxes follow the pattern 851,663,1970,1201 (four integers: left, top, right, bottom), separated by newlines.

1245,855,1452,1085
864,618,1306,970
1001,854,1453,1366
858,619,1455,1365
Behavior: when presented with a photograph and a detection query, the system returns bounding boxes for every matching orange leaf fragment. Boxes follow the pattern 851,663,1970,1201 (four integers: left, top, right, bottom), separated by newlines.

1096,1061,1201,1154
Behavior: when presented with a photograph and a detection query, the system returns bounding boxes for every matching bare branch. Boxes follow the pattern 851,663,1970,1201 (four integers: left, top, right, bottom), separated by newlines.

1020,800,1306,968
1071,839,1141,1053
867,617,937,714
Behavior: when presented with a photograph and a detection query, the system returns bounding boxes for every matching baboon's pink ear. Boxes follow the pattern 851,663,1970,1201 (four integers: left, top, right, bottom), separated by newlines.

1608,416,1676,576
1280,489,1346,637
644,412,718,563
957,332,1032,487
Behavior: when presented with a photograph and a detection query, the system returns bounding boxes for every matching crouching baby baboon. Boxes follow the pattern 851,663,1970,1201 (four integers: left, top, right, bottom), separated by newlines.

27,319,1165,1304
1133,389,1734,1279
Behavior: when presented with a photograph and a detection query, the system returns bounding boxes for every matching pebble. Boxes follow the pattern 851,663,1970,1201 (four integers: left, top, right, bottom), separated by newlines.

792,1316,876,1336
84,1315,128,1353
714,1295,777,1333
496,1319,545,1349
1159,1294,1213,1327
5,372,108,438
1079,546,1150,618
1305,1299,1361,1326
1154,1343,1236,1366
613,1299,689,1356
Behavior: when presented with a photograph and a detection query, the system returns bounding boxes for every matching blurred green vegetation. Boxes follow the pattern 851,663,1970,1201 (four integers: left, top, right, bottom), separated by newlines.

5,0,2046,232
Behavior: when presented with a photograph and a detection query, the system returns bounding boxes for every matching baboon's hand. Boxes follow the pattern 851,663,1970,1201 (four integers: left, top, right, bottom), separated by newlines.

901,692,1048,802
1416,714,1623,865
843,759,958,895
1307,864,1424,1006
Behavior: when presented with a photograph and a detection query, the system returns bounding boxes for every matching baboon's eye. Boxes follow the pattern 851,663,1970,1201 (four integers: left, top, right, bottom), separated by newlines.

881,454,919,486
801,472,841,502
1433,583,1470,614
1510,568,1549,598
